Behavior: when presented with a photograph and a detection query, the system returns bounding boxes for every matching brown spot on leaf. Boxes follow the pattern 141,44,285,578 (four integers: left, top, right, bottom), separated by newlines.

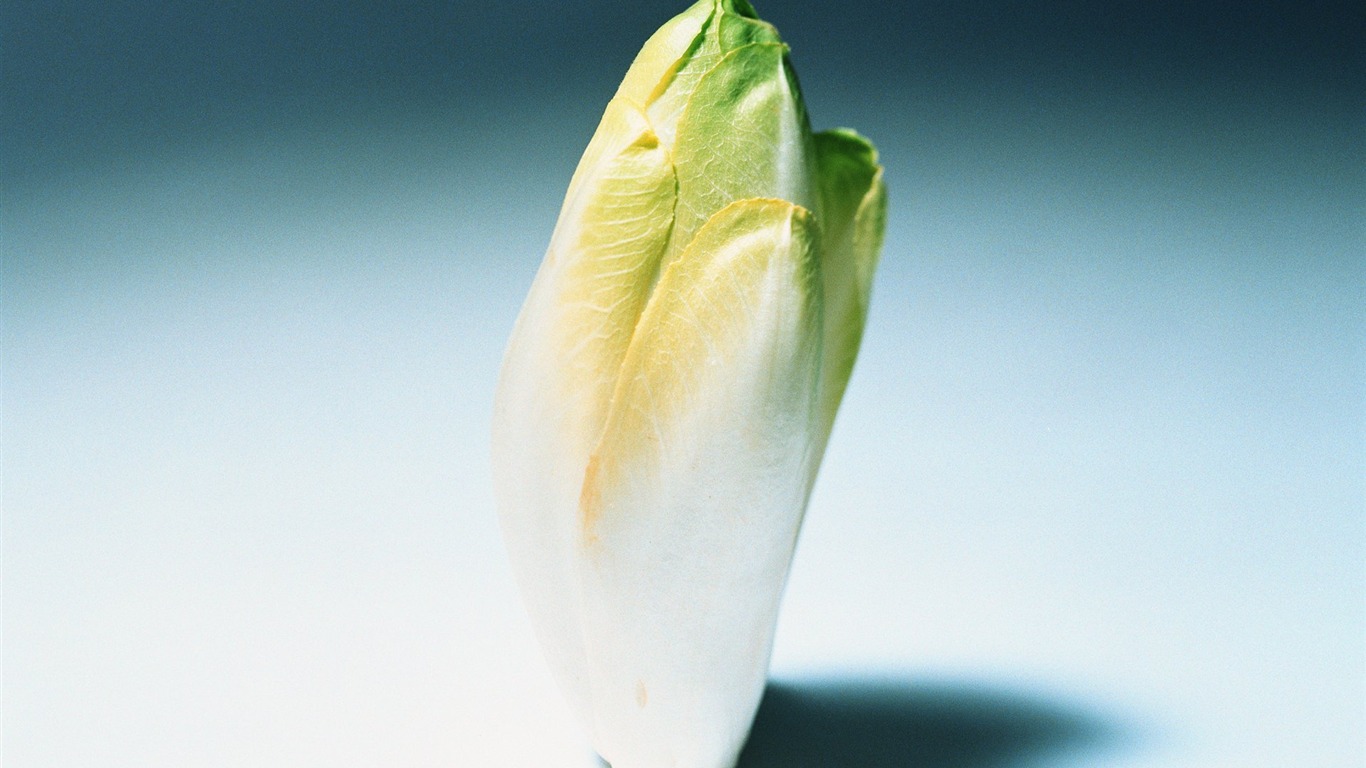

579,454,602,542
635,680,648,708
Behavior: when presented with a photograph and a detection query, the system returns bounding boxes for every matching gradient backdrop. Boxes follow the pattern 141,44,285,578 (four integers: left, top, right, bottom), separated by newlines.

4,1,1362,766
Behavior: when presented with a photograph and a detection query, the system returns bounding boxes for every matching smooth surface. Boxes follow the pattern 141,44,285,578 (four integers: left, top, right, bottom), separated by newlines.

4,1,1361,766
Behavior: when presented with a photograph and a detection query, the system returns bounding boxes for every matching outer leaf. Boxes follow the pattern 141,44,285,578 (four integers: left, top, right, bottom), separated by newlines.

669,41,816,269
492,98,677,721
576,199,822,768
612,0,714,109
640,2,781,147
573,0,774,211
812,128,887,446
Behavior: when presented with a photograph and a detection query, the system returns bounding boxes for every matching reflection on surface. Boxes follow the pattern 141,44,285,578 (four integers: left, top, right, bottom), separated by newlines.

736,677,1120,768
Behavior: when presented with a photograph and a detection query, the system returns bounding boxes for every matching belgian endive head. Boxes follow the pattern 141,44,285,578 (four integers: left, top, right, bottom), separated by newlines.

491,1,886,766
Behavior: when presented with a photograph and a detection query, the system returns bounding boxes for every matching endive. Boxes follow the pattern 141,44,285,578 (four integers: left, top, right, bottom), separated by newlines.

492,1,886,766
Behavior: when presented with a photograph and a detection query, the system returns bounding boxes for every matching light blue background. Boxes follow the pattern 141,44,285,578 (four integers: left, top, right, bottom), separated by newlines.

5,1,1362,765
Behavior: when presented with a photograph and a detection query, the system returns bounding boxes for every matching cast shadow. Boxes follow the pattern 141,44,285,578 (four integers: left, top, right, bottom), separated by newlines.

735,676,1122,768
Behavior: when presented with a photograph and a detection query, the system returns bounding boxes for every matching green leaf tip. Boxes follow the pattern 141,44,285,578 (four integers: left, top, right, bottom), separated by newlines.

721,0,760,19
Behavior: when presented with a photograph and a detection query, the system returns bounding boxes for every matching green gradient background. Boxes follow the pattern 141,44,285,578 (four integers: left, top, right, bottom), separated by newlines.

4,1,1362,765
